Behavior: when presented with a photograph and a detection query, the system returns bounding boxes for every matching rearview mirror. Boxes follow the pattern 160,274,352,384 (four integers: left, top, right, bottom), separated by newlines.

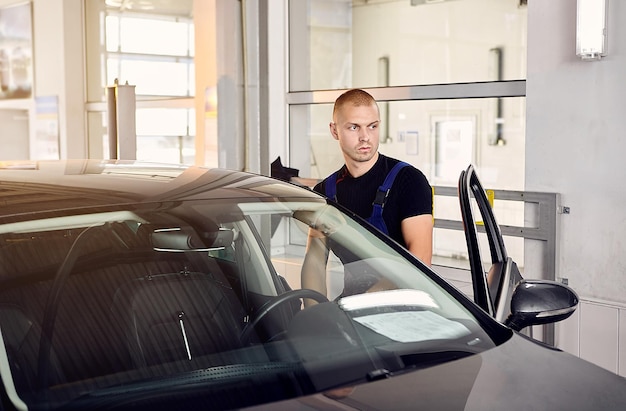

505,280,579,331
151,226,233,252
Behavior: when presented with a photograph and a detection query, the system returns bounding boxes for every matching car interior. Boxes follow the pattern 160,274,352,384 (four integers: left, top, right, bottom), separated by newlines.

0,199,507,410
0,216,269,391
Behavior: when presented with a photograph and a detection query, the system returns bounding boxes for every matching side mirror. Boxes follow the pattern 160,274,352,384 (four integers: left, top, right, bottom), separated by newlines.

505,280,579,332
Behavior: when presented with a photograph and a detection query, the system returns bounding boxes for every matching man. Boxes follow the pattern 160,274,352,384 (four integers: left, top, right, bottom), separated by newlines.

301,89,433,301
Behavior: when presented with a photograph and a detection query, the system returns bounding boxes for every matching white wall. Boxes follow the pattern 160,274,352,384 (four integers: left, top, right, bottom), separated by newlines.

304,0,528,191
526,1,626,304
527,1,626,375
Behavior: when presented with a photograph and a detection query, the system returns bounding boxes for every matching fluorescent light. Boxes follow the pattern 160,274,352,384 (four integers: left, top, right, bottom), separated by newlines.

576,0,608,60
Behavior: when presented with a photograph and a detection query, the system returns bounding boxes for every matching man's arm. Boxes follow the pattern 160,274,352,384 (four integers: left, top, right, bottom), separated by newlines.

401,214,433,266
300,228,330,306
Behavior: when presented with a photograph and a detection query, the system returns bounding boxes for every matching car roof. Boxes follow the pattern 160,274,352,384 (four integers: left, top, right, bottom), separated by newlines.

0,159,319,220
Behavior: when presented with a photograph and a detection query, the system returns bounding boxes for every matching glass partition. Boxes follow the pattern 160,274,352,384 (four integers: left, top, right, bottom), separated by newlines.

289,0,527,91
289,96,526,271
85,1,196,163
290,97,525,188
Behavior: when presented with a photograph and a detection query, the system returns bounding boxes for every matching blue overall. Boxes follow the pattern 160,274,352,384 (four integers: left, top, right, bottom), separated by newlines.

325,161,409,235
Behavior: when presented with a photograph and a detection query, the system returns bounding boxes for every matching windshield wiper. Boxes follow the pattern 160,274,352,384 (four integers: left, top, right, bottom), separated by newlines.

371,342,483,377
366,368,391,381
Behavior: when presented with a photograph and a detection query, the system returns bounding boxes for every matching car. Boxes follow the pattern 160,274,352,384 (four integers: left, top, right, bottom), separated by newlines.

0,159,623,410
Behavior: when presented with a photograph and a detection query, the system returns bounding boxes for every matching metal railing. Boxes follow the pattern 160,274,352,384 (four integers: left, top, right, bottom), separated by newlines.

432,185,560,345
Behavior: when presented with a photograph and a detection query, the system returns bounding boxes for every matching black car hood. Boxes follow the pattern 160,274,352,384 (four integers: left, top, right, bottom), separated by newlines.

245,333,626,410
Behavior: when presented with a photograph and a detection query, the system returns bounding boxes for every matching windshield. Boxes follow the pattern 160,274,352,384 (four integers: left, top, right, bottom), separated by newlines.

0,196,509,410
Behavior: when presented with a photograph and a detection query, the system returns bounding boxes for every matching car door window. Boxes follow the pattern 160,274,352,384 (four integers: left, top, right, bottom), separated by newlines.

458,165,523,322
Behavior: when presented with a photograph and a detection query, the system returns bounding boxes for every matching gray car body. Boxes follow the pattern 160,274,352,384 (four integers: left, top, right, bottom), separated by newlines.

0,160,623,410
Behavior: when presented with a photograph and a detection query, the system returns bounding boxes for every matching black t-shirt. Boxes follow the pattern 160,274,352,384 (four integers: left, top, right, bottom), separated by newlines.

313,154,432,248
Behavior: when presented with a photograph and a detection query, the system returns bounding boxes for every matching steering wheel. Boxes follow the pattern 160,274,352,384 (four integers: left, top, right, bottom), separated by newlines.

240,289,328,344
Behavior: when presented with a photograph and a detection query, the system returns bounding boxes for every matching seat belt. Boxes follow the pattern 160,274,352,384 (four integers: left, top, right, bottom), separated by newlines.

325,161,409,235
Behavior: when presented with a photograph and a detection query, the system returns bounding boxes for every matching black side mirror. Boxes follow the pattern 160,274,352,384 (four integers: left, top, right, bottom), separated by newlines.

505,280,579,332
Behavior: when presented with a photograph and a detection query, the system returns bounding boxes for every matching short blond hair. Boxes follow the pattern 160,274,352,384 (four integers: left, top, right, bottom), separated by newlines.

333,89,378,120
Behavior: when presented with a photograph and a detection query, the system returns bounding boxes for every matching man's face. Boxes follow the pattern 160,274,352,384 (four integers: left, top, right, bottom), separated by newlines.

330,103,380,164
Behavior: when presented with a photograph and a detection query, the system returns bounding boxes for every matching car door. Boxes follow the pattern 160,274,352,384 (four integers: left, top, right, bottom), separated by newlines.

458,165,524,323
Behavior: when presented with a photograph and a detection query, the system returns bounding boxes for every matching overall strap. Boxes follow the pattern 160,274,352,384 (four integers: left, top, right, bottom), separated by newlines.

367,161,410,234
325,171,339,201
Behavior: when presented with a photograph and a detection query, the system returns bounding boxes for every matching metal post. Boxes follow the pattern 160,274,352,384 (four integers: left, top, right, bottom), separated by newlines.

106,80,137,160
433,186,560,346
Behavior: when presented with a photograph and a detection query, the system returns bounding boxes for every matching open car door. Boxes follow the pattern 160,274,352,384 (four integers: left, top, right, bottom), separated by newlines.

458,165,579,332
